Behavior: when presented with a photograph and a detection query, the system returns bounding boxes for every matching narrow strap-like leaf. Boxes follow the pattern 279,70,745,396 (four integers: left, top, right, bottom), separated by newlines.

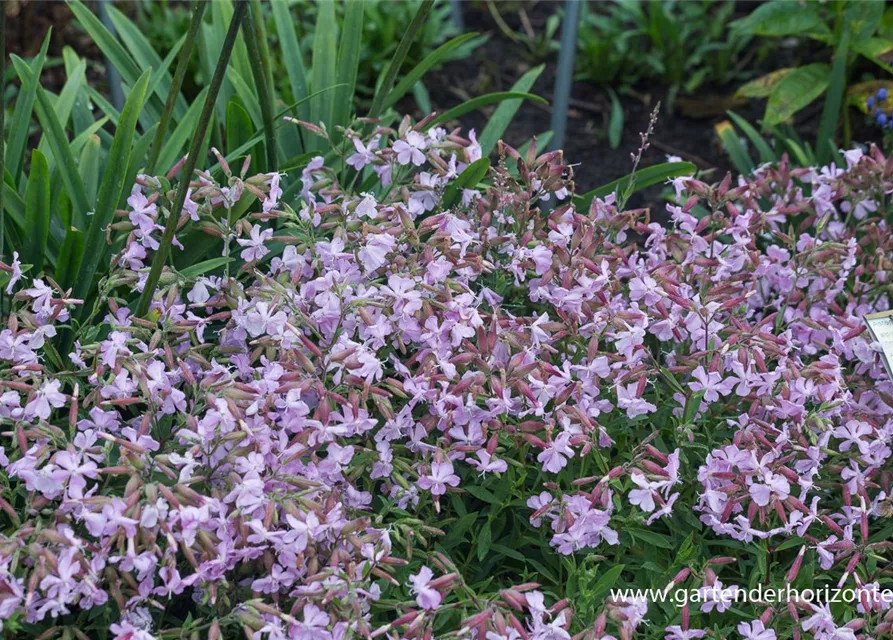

332,0,365,140
271,0,310,134
146,0,208,176
136,2,249,318
479,64,545,156
816,28,850,165
368,0,435,120
573,162,698,211
6,32,50,184
310,0,337,151
243,2,276,171
386,32,482,110
423,92,547,130
11,56,91,223
73,69,152,302
369,0,434,118
24,150,51,274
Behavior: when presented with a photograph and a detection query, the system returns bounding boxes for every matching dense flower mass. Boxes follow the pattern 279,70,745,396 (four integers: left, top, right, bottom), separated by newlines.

1,116,893,640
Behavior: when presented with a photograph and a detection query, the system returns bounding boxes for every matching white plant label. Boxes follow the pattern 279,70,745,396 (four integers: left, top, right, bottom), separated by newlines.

865,310,893,380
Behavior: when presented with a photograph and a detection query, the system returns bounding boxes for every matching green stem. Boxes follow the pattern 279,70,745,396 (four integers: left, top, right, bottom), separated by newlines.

244,0,277,173
145,0,207,176
135,1,248,318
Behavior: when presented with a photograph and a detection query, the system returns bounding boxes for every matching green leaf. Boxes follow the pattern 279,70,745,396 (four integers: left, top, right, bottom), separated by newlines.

588,564,625,600
715,120,754,175
6,32,50,182
816,29,849,165
479,65,544,156
368,0,435,119
106,5,188,120
476,521,493,561
765,63,830,126
683,390,706,425
736,68,794,99
78,135,101,214
180,257,235,278
74,69,151,301
157,87,209,175
37,59,86,172
226,98,258,162
386,32,482,109
731,2,830,38
55,226,85,291
628,527,674,549
425,92,548,130
333,0,365,135
11,56,91,224
24,150,51,273
442,158,490,209
574,161,696,211
726,111,776,165
271,0,310,125
844,1,884,41
310,0,337,148
607,88,624,150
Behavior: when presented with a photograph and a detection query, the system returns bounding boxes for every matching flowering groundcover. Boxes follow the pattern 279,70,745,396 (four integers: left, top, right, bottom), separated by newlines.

1,118,893,640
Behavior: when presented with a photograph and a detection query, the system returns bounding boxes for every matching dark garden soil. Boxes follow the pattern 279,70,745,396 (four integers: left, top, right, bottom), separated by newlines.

415,2,885,202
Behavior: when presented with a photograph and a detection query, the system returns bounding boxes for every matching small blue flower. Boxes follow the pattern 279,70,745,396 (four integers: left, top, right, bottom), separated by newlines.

868,96,876,109
877,113,888,127
878,88,888,101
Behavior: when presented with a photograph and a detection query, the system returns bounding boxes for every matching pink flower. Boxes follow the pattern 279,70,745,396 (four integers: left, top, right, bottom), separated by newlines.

408,566,442,610
237,225,273,262
418,461,460,496
537,431,574,473
393,131,427,166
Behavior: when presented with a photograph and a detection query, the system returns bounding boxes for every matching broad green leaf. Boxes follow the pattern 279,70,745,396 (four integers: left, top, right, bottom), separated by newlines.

765,63,830,125
74,69,151,301
386,32,481,109
816,29,849,165
574,162,696,211
11,56,91,224
6,32,50,182
731,1,830,38
844,1,884,42
628,527,674,549
588,565,625,600
310,0,337,149
425,92,548,130
736,68,794,99
24,150,51,273
715,120,754,174
479,65,545,156
333,1,365,136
